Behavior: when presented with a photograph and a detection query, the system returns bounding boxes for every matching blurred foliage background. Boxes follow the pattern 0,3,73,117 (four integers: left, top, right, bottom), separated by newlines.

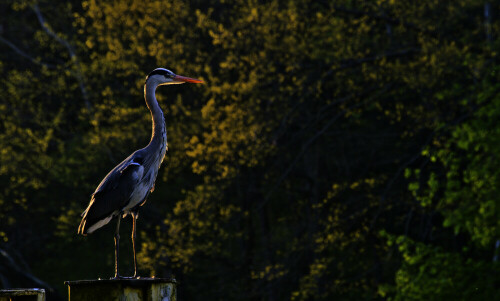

1,0,500,300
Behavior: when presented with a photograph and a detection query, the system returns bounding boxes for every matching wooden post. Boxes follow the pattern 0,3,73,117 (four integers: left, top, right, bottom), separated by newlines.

0,289,45,301
65,278,176,301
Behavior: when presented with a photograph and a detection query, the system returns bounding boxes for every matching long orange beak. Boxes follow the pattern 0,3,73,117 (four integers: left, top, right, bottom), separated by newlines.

173,74,204,84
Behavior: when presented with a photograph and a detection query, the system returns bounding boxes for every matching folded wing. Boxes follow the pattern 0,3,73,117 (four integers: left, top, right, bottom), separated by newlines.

78,156,144,235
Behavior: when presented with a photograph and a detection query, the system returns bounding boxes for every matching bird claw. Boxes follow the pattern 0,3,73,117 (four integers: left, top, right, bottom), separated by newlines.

110,275,141,280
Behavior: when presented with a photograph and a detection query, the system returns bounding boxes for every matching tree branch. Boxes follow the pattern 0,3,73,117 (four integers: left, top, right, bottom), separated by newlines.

0,247,54,292
0,36,55,68
32,3,91,111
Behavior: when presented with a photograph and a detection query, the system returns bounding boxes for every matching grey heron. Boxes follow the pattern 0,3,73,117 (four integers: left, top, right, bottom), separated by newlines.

78,68,203,278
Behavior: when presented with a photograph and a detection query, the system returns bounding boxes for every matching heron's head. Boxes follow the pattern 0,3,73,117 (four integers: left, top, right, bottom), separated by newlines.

145,68,203,86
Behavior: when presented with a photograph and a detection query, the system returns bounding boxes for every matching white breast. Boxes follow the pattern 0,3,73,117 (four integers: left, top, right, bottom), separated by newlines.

123,169,154,212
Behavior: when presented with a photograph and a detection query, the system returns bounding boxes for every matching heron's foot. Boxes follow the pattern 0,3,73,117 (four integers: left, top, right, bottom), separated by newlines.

114,275,140,279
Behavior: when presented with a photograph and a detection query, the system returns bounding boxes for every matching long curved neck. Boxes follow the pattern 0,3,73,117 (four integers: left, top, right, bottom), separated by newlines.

144,81,166,144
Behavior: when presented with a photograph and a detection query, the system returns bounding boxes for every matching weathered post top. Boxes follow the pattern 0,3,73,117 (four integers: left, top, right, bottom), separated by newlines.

65,277,176,301
0,288,45,301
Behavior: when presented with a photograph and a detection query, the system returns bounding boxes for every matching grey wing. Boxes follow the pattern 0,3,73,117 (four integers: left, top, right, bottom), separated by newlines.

78,154,144,235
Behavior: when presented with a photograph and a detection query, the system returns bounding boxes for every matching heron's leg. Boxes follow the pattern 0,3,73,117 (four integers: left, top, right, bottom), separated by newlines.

131,212,138,278
114,215,121,279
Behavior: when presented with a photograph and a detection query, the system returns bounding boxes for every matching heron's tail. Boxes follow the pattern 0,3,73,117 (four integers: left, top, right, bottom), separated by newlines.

78,206,114,235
